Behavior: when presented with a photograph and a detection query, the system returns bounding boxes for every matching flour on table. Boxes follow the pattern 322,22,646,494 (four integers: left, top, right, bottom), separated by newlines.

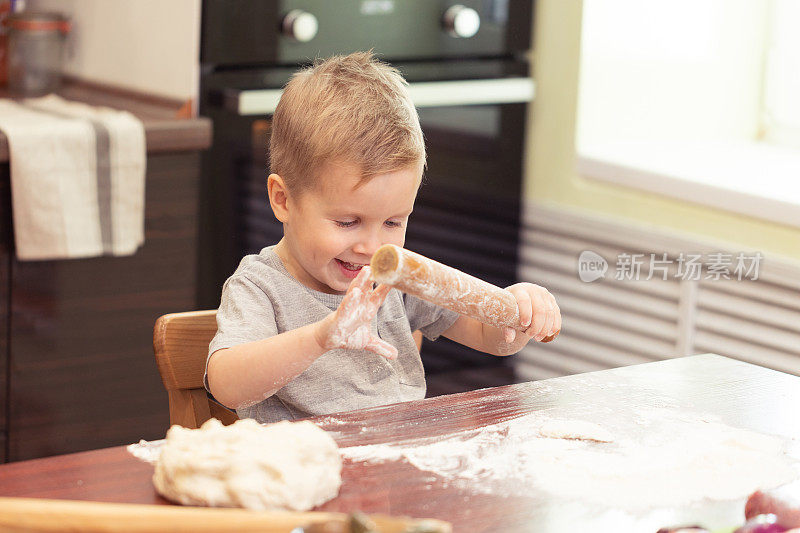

538,419,614,442
153,418,341,511
340,410,799,509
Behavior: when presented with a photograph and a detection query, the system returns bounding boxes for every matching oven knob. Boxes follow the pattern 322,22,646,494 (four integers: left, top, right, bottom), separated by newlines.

442,5,480,38
281,9,318,42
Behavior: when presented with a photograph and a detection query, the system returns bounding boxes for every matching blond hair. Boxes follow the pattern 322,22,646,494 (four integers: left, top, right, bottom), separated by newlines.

269,51,425,193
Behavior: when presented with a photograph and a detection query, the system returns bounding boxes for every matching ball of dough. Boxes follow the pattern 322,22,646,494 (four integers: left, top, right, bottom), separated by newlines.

153,418,342,511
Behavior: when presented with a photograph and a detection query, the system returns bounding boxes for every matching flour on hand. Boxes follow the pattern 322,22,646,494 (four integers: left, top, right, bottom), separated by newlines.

153,418,342,511
324,266,397,360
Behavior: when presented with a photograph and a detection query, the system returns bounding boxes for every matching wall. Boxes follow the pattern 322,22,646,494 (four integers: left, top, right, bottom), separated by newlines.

524,0,800,264
26,0,200,103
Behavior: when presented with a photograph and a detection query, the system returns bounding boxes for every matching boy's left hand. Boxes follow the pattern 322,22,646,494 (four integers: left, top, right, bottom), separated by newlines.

503,283,561,344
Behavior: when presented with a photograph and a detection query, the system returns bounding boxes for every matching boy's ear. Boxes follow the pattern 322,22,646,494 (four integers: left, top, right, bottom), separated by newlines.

267,173,290,223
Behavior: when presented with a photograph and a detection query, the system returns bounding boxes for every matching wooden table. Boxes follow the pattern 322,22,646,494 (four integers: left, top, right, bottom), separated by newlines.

0,354,798,532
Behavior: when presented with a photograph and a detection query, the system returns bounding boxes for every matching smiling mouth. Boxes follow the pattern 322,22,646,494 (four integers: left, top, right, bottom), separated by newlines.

336,259,367,272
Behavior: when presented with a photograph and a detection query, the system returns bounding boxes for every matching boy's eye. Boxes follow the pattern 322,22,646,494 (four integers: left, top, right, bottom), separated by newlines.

334,220,357,228
385,220,403,228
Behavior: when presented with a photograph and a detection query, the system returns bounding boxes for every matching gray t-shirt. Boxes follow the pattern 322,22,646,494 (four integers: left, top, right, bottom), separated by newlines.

206,246,460,424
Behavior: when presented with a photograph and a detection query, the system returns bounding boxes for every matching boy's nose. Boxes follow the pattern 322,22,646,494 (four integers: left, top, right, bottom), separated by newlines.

352,231,382,258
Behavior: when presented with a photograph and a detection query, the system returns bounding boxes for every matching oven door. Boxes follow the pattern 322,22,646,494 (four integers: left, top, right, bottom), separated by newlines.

199,63,534,392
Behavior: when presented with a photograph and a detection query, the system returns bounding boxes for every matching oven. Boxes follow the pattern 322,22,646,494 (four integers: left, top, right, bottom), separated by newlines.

197,0,534,394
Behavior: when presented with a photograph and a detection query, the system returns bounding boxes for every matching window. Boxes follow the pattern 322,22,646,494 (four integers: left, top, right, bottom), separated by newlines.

576,0,800,228
763,0,800,149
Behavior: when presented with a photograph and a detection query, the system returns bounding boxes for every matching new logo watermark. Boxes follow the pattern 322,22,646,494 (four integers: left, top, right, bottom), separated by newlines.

577,251,762,282
577,250,608,282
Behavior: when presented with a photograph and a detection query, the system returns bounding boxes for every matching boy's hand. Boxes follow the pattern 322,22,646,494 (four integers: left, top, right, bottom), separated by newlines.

317,266,398,360
503,283,561,344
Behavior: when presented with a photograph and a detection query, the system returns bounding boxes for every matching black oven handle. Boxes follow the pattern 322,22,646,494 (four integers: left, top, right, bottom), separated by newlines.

223,77,535,116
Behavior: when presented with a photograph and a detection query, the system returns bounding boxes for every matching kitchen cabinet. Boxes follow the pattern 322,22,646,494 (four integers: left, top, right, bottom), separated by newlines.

0,82,211,461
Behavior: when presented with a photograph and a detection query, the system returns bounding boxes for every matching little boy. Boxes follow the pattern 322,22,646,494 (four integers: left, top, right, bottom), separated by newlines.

206,52,561,423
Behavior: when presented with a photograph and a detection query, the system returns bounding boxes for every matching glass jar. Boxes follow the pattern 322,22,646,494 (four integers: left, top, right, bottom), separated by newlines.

6,12,70,96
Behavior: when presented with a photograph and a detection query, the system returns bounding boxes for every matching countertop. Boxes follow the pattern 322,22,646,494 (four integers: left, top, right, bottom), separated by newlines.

0,80,212,163
0,354,797,532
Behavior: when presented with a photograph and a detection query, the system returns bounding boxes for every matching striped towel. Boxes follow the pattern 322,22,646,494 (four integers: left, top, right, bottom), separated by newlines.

0,94,146,260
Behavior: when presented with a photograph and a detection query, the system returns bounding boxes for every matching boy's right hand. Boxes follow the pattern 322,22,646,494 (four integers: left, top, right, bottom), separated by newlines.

315,266,398,360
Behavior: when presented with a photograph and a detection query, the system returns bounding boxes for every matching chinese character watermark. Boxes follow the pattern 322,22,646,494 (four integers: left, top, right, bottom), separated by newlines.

577,251,762,282
732,252,762,281
675,253,703,281
615,253,645,281
647,253,671,281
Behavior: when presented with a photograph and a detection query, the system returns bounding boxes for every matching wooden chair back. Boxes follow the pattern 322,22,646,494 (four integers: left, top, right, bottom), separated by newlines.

153,310,238,429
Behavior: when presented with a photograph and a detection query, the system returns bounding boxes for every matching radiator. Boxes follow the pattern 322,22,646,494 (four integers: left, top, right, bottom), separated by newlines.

516,203,800,380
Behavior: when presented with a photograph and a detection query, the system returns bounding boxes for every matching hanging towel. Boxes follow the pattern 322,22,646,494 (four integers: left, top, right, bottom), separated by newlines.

0,94,146,260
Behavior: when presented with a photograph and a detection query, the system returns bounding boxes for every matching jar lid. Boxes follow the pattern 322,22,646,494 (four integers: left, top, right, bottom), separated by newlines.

6,12,71,34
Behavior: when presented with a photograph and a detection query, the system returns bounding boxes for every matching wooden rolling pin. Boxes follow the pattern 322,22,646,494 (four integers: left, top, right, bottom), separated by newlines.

0,497,451,533
370,244,558,342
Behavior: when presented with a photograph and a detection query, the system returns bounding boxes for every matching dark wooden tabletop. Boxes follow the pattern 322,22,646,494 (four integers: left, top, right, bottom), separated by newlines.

0,354,798,532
